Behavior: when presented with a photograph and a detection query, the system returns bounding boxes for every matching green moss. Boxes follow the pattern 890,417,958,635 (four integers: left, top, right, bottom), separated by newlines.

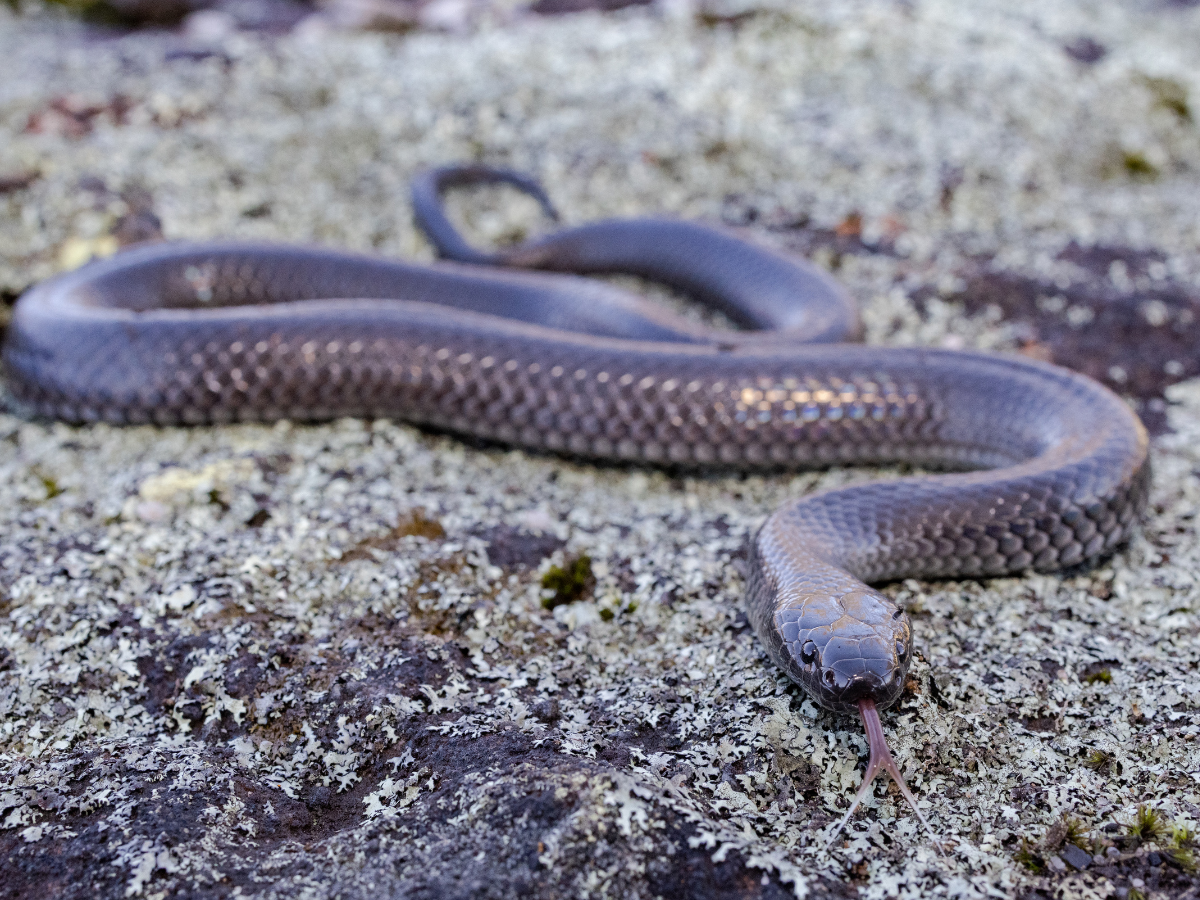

1084,749,1115,775
1171,823,1197,847
540,554,594,610
1014,837,1044,873
1041,814,1094,854
1123,152,1159,179
1167,845,1197,873
595,598,639,621
39,474,63,500
1127,805,1166,843
1143,76,1192,121
1166,824,1198,872
1083,669,1112,684
1018,814,1098,870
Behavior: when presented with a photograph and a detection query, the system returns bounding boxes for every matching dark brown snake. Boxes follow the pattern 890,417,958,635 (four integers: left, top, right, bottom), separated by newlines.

2,166,1150,842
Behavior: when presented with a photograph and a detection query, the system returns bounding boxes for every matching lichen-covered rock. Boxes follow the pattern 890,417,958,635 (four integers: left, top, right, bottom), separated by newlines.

1,2,1198,898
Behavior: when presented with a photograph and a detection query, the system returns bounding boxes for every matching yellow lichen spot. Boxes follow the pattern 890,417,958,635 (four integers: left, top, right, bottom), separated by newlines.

58,235,119,271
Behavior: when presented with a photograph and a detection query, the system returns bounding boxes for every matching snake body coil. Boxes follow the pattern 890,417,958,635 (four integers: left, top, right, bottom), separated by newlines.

2,167,1149,838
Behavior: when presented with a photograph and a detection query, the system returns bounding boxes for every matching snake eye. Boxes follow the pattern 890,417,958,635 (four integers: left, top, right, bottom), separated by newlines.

895,640,907,661
823,669,836,686
799,640,817,666
893,608,904,620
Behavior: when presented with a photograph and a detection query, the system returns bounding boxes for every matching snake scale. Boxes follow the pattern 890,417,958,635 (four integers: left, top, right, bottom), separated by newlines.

2,165,1150,841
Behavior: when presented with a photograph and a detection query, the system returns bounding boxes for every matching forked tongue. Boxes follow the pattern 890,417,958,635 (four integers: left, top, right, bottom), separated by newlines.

825,698,939,850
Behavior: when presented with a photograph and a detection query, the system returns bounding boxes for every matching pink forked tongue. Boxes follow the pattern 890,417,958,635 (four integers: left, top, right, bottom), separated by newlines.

825,699,939,850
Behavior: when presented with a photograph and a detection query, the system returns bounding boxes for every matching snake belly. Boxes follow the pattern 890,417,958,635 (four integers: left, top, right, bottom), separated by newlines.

1,217,1150,715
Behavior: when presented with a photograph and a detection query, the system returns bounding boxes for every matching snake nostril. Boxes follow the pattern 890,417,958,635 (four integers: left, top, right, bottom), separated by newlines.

800,640,817,666
893,608,903,620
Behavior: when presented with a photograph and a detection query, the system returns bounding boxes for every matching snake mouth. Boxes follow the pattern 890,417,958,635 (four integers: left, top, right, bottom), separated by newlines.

837,676,888,704
814,668,906,714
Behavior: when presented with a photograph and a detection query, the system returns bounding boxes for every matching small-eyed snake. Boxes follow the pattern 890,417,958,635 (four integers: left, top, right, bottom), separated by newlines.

2,165,1149,841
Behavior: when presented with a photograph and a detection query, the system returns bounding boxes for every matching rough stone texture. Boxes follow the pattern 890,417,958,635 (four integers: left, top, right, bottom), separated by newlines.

1,1,1199,898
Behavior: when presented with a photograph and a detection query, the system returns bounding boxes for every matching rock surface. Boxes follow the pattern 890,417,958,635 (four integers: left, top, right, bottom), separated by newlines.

1,2,1199,898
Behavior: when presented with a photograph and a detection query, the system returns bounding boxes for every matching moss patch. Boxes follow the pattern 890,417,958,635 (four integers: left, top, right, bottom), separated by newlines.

540,554,595,609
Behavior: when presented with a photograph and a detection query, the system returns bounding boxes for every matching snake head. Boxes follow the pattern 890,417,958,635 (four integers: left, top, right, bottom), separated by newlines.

774,589,912,714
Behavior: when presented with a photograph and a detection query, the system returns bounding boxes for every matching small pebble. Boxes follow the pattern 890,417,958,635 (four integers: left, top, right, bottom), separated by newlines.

1047,855,1067,874
135,499,170,523
1060,843,1092,870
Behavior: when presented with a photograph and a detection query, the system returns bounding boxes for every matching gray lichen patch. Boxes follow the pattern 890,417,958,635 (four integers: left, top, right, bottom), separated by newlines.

2,1,1200,898
3,385,1199,898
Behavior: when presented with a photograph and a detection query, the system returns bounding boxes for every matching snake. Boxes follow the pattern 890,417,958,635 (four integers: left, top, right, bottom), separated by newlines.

2,165,1150,842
